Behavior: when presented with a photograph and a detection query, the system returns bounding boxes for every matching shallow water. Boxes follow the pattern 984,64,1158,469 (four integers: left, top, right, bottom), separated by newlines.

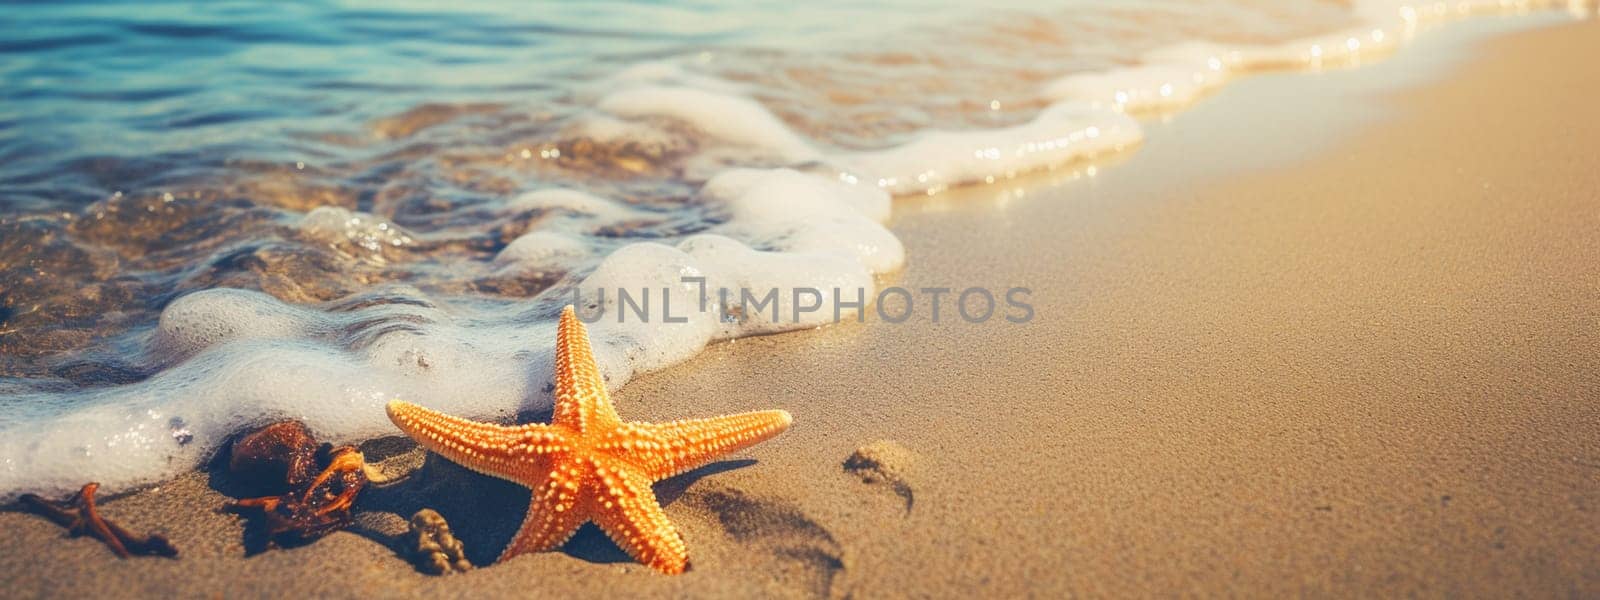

0,1,1591,497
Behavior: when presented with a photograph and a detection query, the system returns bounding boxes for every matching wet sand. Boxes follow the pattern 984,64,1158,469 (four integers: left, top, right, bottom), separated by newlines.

5,16,1599,599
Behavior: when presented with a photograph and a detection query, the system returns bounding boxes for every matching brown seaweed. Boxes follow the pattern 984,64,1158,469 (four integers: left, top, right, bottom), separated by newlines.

19,482,179,558
223,421,370,549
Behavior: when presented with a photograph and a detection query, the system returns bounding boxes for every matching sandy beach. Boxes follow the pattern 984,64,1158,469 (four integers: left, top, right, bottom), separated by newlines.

5,15,1599,599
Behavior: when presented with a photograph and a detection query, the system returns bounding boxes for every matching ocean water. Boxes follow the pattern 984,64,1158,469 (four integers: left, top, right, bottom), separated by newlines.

0,0,1591,498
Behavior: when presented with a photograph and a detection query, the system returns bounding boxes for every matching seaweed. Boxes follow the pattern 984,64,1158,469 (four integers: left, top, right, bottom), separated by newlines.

19,482,179,559
223,421,371,550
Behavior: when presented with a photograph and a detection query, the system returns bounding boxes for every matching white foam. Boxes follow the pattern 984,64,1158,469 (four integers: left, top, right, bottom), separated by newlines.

604,61,747,95
495,231,592,274
598,85,821,162
504,187,649,221
0,288,549,500
1046,62,1232,113
153,288,327,361
840,103,1141,196
495,188,659,276
699,168,902,272
1042,0,1560,119
0,167,901,500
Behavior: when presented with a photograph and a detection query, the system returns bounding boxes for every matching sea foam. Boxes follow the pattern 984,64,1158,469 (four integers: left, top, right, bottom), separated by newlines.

0,169,898,499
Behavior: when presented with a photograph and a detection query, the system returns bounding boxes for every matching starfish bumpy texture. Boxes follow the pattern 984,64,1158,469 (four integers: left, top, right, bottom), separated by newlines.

387,306,793,574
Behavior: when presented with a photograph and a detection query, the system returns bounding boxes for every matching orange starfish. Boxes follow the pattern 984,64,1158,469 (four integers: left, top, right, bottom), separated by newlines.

386,306,792,574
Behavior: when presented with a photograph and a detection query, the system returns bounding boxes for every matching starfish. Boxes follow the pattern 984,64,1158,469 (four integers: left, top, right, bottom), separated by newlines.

386,306,792,574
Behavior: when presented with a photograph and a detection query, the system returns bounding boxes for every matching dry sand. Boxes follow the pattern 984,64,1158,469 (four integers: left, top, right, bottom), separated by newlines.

4,16,1599,599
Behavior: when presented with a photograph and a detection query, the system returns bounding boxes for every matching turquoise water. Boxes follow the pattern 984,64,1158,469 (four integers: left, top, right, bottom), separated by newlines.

0,1,1364,209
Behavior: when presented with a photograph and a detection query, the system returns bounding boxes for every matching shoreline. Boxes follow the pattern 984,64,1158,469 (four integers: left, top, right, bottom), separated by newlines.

5,15,1600,598
0,4,1587,503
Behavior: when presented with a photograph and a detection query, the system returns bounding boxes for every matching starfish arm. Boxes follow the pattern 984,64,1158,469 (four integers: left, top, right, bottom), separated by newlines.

386,400,567,482
615,410,793,481
592,468,689,574
551,306,620,433
497,486,587,563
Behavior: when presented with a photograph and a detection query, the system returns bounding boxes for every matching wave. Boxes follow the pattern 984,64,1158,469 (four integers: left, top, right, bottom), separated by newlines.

0,0,1591,499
